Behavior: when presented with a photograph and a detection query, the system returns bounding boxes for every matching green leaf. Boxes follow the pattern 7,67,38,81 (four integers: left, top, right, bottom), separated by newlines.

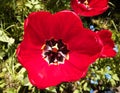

83,82,89,91
18,68,26,74
0,73,4,78
5,88,17,93
73,89,80,93
34,4,41,9
0,29,14,45
0,29,10,43
0,50,5,60
0,82,5,88
110,79,116,86
8,38,15,46
25,3,33,9
112,74,119,81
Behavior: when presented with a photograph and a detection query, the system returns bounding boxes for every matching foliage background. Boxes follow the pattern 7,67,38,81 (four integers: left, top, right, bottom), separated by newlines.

0,0,120,93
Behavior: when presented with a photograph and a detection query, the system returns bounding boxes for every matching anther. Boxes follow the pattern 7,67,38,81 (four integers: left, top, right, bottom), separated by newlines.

84,0,89,8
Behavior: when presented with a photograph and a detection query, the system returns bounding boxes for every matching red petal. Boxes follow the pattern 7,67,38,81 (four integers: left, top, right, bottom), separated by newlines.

23,11,54,48
96,30,116,57
61,51,99,80
89,0,108,8
67,28,102,56
50,10,83,41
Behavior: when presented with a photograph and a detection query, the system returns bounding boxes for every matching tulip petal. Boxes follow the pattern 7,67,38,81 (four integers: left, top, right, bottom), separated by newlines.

96,30,116,57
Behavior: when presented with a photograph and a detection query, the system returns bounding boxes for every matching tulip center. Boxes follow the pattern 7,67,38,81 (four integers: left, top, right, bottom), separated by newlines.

78,0,89,8
41,39,69,65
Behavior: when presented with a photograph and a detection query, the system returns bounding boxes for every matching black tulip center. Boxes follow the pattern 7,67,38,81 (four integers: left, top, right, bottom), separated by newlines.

41,39,69,65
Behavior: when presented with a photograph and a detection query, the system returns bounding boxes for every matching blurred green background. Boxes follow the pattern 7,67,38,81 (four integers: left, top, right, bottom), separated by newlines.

0,0,120,93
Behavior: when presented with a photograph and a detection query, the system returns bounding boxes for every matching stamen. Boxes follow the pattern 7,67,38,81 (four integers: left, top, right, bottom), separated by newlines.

83,0,89,8
84,0,88,5
41,39,69,65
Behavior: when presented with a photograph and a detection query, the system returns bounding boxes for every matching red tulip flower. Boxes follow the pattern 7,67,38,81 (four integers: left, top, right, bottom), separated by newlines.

16,10,116,89
71,0,109,16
